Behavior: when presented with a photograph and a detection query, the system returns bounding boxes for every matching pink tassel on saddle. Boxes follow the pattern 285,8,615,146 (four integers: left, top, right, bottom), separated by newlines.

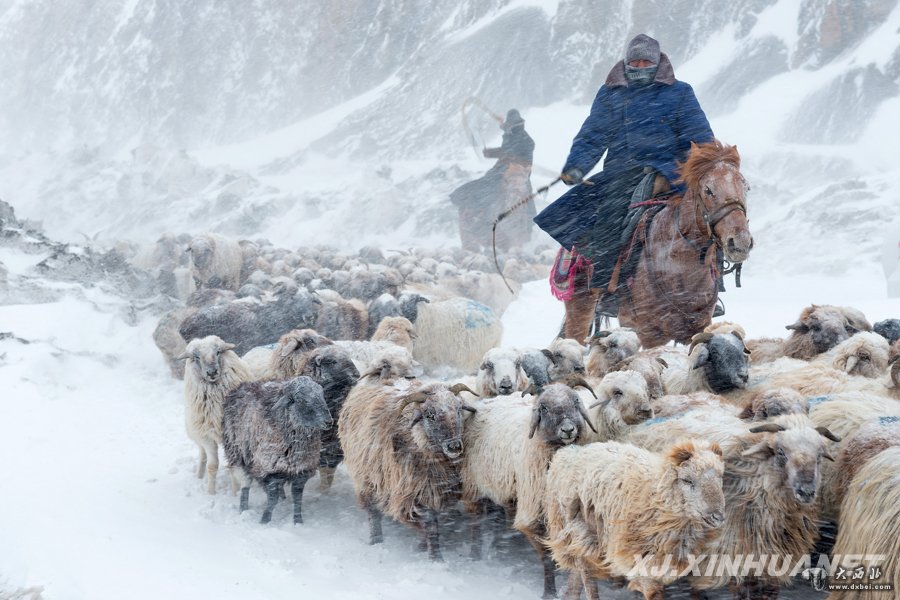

549,248,591,301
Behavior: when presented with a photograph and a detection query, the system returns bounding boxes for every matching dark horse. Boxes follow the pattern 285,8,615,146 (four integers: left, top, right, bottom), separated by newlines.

564,141,753,348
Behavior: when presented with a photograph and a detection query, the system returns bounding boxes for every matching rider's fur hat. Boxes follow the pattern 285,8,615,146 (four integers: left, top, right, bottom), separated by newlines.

626,34,660,65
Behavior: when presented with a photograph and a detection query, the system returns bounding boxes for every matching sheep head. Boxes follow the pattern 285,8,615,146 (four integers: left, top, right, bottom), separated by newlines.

304,346,359,391
478,347,524,396
785,305,850,355
663,439,725,528
275,377,332,431
528,383,596,446
187,236,214,270
690,332,750,393
873,318,900,345
546,338,587,380
738,388,809,421
361,347,421,383
400,384,472,461
743,418,840,505
589,370,652,426
831,332,890,379
181,335,236,384
587,328,640,367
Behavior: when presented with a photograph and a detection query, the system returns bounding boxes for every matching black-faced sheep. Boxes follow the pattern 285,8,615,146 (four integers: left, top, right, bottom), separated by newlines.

543,439,725,600
223,377,332,524
297,346,360,491
830,447,900,600
181,335,254,494
654,331,750,395
461,384,596,598
338,382,478,560
187,233,243,291
874,318,900,345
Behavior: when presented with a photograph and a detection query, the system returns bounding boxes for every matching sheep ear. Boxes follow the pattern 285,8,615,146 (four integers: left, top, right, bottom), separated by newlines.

524,382,541,397
737,404,755,420
785,321,808,332
888,354,900,365
822,450,835,462
815,426,841,443
710,442,723,457
528,407,541,439
656,357,668,368
221,343,236,351
280,338,300,357
692,346,710,369
668,442,694,465
462,404,477,414
176,352,190,361
359,367,379,379
541,348,557,365
742,440,773,458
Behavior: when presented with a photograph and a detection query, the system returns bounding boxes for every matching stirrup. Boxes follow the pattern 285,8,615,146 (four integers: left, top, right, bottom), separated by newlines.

595,292,619,319
713,298,725,318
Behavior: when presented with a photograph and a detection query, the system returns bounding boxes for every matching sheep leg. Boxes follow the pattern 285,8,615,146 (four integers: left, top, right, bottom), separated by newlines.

562,570,583,600
581,572,599,600
367,504,384,545
522,526,557,599
202,440,219,494
260,476,282,524
196,446,207,479
290,470,313,524
239,487,250,512
467,499,486,561
422,509,442,562
318,466,336,492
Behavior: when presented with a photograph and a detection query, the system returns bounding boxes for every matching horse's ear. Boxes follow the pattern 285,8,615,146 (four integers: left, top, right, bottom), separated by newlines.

690,141,699,152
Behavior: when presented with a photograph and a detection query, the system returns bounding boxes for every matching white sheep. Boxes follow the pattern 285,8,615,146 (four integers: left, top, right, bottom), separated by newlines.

830,447,900,599
411,297,503,372
581,370,652,443
187,232,243,291
180,335,254,494
475,347,528,397
543,439,725,599
585,328,640,378
807,393,900,522
461,384,596,598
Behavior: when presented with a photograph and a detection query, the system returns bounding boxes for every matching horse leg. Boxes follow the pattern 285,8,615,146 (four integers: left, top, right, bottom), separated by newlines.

564,274,599,342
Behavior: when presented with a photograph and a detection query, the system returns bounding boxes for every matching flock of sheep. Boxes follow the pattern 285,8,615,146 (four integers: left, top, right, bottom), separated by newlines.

134,231,900,600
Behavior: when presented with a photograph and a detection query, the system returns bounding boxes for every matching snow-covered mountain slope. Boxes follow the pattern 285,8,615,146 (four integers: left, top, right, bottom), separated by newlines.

0,0,898,278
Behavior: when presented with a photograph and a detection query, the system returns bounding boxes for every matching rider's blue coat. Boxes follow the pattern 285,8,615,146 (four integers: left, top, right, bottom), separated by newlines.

535,54,714,250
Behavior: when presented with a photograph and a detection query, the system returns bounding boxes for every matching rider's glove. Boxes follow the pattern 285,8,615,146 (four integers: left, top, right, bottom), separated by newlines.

561,168,584,186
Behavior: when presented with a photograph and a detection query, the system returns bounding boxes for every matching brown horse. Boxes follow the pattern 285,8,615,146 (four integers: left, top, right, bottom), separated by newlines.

564,140,753,348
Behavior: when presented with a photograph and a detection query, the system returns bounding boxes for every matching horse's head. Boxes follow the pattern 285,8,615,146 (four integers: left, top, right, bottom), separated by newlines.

682,141,754,264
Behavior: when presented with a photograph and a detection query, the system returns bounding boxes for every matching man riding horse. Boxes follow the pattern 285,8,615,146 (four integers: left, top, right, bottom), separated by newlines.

535,34,717,340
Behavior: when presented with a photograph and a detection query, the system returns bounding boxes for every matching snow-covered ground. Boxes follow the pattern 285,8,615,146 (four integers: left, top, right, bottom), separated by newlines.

1,252,894,599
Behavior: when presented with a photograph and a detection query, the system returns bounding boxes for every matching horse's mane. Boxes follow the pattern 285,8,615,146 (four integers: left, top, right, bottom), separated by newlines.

675,140,740,191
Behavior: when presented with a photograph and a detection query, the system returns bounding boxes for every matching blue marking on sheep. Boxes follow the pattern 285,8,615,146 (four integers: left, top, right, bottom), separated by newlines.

640,415,674,427
464,301,494,330
807,395,831,408
879,416,900,426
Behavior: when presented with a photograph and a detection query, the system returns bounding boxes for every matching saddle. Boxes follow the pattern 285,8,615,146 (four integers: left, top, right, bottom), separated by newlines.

607,172,673,293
